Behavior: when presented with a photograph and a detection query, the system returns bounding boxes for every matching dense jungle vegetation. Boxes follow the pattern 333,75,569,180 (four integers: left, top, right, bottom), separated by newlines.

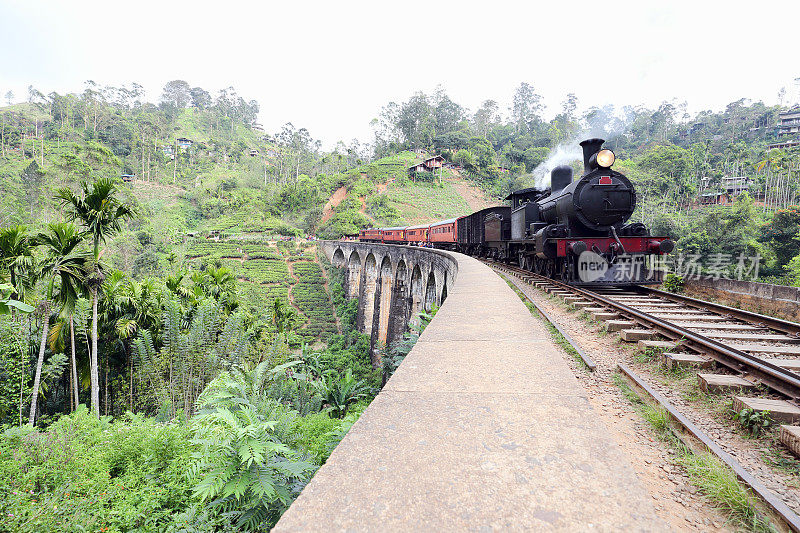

1,79,799,530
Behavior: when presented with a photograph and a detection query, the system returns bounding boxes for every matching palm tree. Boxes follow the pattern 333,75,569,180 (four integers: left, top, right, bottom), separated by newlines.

28,222,88,425
56,178,136,418
103,271,162,411
0,225,35,303
202,265,237,311
270,298,298,343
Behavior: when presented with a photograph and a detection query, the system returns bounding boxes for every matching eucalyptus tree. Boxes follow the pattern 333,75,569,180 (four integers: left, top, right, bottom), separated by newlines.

56,178,136,418
28,222,88,424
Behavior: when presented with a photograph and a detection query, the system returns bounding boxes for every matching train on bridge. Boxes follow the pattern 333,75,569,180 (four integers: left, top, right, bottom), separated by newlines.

358,138,674,285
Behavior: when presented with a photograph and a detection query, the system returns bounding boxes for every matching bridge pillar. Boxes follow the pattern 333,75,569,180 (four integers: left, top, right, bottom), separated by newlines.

371,255,394,366
387,259,411,351
358,253,378,337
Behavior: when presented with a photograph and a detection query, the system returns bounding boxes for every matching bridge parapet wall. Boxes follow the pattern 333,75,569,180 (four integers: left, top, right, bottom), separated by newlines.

684,275,800,322
320,241,457,362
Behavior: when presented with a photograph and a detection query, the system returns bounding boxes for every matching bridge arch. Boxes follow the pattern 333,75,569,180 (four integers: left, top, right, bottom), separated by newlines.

346,250,361,298
395,259,408,293
332,248,345,267
410,265,424,325
424,271,437,312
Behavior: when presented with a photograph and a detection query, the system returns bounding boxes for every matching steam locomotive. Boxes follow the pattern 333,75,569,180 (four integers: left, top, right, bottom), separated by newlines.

358,138,674,285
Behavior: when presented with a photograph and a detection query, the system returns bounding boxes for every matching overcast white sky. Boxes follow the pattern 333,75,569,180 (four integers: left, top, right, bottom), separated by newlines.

1,0,798,148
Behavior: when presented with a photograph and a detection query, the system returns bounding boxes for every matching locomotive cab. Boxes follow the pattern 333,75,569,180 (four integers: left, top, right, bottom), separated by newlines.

505,187,547,240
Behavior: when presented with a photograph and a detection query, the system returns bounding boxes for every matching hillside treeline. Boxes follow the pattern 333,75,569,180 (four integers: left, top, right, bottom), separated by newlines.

368,85,800,283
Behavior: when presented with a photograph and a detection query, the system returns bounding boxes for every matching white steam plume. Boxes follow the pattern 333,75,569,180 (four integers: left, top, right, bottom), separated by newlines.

531,112,630,188
531,142,582,188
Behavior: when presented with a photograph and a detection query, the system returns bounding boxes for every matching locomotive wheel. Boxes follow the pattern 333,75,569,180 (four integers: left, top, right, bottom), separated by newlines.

545,261,555,279
533,257,545,275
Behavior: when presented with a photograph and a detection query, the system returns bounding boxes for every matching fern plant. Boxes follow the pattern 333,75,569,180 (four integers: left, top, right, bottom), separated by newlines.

188,362,316,530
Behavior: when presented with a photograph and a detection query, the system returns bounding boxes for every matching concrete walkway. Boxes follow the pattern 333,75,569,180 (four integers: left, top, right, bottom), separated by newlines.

274,252,664,532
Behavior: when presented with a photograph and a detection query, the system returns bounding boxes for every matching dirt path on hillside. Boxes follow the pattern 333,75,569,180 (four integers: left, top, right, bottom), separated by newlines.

321,186,347,223
285,260,308,331
445,171,495,211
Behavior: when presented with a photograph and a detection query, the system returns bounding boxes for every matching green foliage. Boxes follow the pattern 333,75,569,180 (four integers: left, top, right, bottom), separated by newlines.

320,368,373,419
290,261,337,341
0,282,34,314
366,194,400,223
760,206,800,273
0,406,194,532
662,273,684,293
188,362,316,529
733,407,773,437
0,315,27,423
290,412,340,464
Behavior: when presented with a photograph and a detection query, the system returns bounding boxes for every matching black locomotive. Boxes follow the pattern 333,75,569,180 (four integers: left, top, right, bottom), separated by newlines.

359,138,674,285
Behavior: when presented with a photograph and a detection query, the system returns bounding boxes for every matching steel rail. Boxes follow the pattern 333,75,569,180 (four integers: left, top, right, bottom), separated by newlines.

486,261,800,400
618,363,800,533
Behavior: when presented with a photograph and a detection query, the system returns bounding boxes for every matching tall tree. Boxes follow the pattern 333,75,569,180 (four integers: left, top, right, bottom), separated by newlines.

161,80,192,109
28,223,88,424
0,225,34,302
190,87,212,110
473,100,499,138
56,178,136,417
511,82,542,133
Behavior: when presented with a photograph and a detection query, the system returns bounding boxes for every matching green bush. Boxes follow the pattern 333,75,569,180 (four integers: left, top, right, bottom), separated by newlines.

0,407,194,532
662,273,685,293
188,363,316,530
291,412,341,464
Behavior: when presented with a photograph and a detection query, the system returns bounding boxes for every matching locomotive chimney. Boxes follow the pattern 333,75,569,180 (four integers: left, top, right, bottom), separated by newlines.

579,138,605,175
550,165,573,194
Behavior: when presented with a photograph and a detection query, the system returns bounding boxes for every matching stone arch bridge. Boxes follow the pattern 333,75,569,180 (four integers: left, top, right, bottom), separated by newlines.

320,241,457,363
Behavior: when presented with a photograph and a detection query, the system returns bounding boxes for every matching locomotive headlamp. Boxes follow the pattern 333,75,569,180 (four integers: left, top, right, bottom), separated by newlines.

596,149,615,168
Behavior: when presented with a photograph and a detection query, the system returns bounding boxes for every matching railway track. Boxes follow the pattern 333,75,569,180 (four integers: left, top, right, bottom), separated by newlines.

487,260,800,406
485,259,800,531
